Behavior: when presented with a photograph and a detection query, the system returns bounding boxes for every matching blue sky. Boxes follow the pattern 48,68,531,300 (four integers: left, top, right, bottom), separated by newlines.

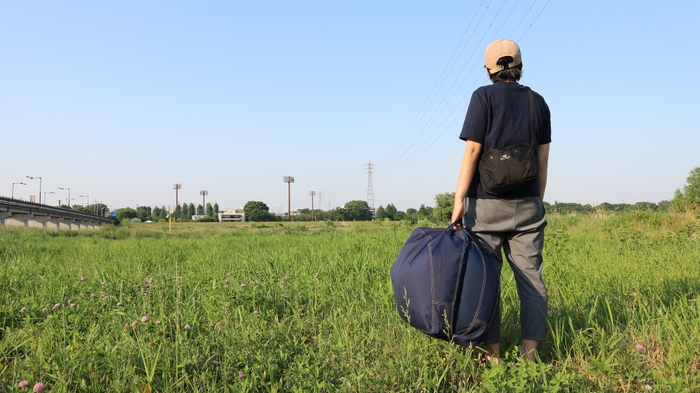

2,1,699,212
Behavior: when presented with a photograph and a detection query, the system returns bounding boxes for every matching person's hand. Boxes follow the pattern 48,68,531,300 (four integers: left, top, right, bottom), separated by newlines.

451,200,465,229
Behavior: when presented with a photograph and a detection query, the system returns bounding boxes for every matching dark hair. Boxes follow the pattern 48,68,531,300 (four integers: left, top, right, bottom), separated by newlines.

489,63,523,83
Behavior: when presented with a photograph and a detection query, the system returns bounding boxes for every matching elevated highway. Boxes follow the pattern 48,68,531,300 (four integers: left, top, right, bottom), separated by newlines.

0,197,116,229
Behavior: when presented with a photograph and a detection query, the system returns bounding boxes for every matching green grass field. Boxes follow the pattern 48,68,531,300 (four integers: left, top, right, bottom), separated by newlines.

1,212,699,392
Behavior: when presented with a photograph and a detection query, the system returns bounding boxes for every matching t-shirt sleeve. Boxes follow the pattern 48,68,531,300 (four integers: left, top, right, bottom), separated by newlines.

538,95,552,145
459,89,488,143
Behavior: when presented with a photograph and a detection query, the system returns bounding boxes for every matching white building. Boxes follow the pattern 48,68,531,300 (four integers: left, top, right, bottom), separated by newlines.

218,208,245,222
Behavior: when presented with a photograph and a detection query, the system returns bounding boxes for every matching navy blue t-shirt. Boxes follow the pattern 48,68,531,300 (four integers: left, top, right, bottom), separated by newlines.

460,82,551,199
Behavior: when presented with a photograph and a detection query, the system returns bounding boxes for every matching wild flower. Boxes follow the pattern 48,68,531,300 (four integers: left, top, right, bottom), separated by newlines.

80,277,85,282
253,310,259,315
33,382,45,392
101,282,106,287
131,321,138,328
155,320,161,325
184,324,191,330
42,308,47,312
116,302,122,307
241,284,246,287
238,371,245,378
52,303,61,310
90,293,96,298
141,316,149,323
645,385,653,391
124,324,130,330
18,380,29,388
70,303,76,308
635,344,645,350
254,285,259,289
21,307,27,312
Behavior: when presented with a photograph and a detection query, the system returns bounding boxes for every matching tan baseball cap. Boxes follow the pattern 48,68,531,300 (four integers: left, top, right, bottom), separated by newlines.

484,39,522,75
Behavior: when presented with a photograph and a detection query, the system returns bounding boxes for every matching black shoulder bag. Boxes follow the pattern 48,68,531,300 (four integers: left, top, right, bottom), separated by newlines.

478,88,538,195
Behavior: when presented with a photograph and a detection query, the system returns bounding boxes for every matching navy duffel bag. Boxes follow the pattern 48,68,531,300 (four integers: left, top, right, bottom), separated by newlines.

390,221,499,347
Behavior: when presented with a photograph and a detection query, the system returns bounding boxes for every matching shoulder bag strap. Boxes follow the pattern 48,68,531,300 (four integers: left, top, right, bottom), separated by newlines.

528,87,535,146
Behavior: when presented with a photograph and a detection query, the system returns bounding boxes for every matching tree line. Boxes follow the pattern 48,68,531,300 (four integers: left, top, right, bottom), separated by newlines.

64,167,700,224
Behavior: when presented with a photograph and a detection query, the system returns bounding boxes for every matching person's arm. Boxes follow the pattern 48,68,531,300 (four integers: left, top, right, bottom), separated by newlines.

537,143,550,201
451,140,483,224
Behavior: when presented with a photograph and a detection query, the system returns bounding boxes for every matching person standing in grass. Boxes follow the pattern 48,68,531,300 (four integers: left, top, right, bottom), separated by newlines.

451,39,551,363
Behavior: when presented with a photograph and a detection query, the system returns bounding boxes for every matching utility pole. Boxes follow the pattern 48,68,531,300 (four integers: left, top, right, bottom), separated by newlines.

318,191,322,212
283,176,294,221
309,191,316,221
174,184,182,208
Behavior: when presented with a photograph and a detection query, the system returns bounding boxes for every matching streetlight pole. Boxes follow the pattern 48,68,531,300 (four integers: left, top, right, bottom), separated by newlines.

26,176,42,204
95,200,102,216
283,176,294,221
200,190,208,214
58,187,71,208
80,195,89,209
12,182,26,199
174,184,181,207
44,191,55,205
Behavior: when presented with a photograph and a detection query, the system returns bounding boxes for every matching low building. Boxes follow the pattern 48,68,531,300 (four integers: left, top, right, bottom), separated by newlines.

219,208,245,222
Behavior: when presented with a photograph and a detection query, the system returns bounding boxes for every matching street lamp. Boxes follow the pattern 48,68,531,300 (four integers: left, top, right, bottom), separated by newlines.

80,195,89,208
44,191,55,206
11,182,26,199
58,187,71,208
26,176,42,204
95,200,102,216
283,176,294,221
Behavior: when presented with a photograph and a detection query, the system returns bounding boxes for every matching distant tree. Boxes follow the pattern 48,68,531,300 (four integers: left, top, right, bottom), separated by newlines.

72,205,89,213
328,207,348,221
673,167,700,206
159,207,168,220
244,201,273,222
188,203,195,219
206,203,214,217
433,192,455,223
174,205,182,219
417,204,433,220
344,200,371,221
375,206,388,220
152,207,162,221
116,207,137,222
632,202,657,211
136,206,152,221
197,204,204,215
395,210,406,221
406,208,417,216
213,203,220,221
385,204,398,220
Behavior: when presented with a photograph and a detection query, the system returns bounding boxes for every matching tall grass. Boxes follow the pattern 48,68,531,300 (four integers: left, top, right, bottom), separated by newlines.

0,212,698,392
